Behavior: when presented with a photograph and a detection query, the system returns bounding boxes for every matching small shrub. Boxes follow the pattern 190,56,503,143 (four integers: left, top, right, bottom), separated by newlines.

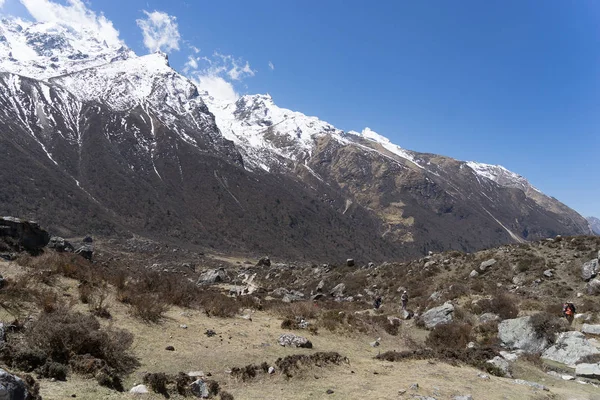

474,321,499,346
426,322,473,350
489,293,519,319
128,292,169,322
220,391,235,400
37,361,68,381
530,312,567,344
143,372,169,395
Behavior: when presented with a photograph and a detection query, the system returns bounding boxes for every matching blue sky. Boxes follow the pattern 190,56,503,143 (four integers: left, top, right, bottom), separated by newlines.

2,0,599,219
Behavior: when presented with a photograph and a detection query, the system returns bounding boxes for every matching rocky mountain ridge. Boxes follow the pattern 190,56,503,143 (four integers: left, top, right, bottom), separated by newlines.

588,217,600,236
0,17,591,261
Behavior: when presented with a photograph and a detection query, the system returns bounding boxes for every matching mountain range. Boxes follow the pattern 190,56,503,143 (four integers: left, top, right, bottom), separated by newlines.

0,17,592,261
588,217,600,235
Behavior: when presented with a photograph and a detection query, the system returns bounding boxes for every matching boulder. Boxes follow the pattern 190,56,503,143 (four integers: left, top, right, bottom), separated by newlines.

82,235,93,243
586,279,600,295
316,280,325,293
330,283,345,297
48,236,74,252
575,363,600,379
196,268,228,285
190,379,209,398
513,379,548,391
256,256,271,267
0,368,28,399
453,396,473,400
582,259,599,281
278,333,312,348
469,270,479,278
402,309,414,320
421,302,454,329
479,258,497,271
282,290,305,303
498,316,549,353
487,356,511,377
479,313,500,324
543,269,554,278
270,288,290,298
346,259,355,267
74,244,93,260
130,384,149,394
582,324,600,335
0,217,50,251
542,331,600,367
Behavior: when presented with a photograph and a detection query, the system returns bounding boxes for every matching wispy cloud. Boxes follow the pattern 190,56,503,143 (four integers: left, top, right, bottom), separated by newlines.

183,51,256,102
136,10,180,53
19,0,122,46
0,0,6,9
268,61,275,70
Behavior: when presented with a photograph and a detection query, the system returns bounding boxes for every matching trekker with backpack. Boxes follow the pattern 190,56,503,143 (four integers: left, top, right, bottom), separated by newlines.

563,302,576,325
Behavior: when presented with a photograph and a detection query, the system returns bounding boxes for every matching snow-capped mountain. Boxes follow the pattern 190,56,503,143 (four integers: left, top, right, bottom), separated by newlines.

588,217,600,235
0,17,592,260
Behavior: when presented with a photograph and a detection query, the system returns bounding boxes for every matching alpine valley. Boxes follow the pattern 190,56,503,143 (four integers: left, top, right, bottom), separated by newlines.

0,17,592,262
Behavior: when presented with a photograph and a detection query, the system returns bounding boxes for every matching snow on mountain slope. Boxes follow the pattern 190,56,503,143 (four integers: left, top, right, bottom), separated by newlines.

0,18,133,80
50,52,198,113
465,161,541,193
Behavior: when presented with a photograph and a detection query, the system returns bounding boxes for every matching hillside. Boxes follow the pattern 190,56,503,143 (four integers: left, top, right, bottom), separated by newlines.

0,17,592,262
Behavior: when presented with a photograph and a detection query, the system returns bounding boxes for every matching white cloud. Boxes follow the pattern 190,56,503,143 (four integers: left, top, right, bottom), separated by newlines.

19,0,122,46
268,61,274,70
190,45,200,54
0,0,6,9
136,10,180,53
183,51,256,102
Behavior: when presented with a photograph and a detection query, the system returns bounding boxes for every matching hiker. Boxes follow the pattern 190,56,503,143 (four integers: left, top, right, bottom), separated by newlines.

373,295,383,310
563,302,576,324
401,291,409,310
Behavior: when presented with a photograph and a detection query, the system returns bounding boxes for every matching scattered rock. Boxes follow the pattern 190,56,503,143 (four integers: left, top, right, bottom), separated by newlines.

0,368,29,399
586,279,600,295
129,384,149,394
187,371,204,378
398,389,406,395
582,324,600,335
543,269,554,278
478,373,490,380
330,283,346,297
326,389,334,394
542,331,600,367
498,316,549,353
479,313,500,324
499,350,523,362
190,379,209,398
424,260,437,268
513,379,549,391
453,396,473,400
205,330,216,337
574,314,591,323
197,268,228,285
487,356,511,377
582,259,599,281
278,333,312,348
469,270,479,278
421,302,454,329
316,280,325,293
165,346,175,351
74,244,93,261
282,290,305,303
346,259,355,267
48,236,74,252
402,309,414,320
479,259,497,271
268,366,275,374
409,383,419,390
575,363,600,379
256,256,271,267
180,324,188,329
370,339,380,347
428,291,441,302
82,235,93,243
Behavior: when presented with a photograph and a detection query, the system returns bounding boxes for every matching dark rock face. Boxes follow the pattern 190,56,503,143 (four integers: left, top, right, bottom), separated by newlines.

0,368,29,400
0,216,50,252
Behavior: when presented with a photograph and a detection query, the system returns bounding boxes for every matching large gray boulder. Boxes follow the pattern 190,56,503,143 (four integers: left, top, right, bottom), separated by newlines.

586,279,600,295
74,244,93,260
330,283,346,297
278,333,312,348
498,316,549,353
582,324,600,335
421,302,454,329
582,259,599,281
487,356,511,377
575,363,600,379
0,217,50,252
0,368,28,400
190,379,209,398
196,268,228,285
542,331,600,368
48,236,74,252
479,258,497,272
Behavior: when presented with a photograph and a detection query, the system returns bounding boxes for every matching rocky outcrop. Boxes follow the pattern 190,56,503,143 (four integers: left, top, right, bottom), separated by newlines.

0,217,50,252
487,356,511,377
541,331,600,367
582,259,599,281
74,244,93,261
421,302,454,329
479,259,497,272
196,268,228,285
575,363,600,379
498,316,549,354
586,279,600,295
0,368,29,399
582,324,600,335
330,283,346,298
47,236,74,252
278,333,312,348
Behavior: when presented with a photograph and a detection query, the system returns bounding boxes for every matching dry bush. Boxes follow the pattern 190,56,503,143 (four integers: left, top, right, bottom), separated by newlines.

473,321,499,346
0,274,36,317
530,312,568,344
426,322,473,350
520,299,542,311
143,372,168,396
444,283,469,302
127,292,170,323
489,293,519,319
275,352,346,378
2,309,138,378
544,302,564,316
220,391,235,400
272,301,318,320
